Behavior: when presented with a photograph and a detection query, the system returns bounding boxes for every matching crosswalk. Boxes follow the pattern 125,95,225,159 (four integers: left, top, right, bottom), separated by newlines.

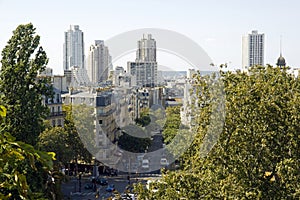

70,191,95,196
70,191,113,199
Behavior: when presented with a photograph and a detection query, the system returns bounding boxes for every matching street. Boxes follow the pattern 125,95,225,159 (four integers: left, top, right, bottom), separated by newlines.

61,175,149,200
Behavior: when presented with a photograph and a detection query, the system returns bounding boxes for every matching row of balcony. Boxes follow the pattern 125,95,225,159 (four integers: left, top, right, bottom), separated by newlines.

49,111,66,117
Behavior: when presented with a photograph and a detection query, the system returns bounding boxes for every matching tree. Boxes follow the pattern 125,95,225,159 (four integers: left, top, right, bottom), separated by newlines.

38,127,72,165
162,106,182,144
0,23,52,145
136,65,300,199
118,131,151,153
63,105,93,164
0,105,55,200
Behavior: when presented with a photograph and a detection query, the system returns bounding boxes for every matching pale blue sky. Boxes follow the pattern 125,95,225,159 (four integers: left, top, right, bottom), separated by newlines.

1,0,300,74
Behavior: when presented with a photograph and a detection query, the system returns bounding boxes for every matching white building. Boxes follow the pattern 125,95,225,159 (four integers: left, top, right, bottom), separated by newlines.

52,75,68,93
127,34,158,88
63,25,85,70
242,30,265,70
136,34,156,62
45,87,65,127
87,40,112,85
39,67,53,77
64,66,90,88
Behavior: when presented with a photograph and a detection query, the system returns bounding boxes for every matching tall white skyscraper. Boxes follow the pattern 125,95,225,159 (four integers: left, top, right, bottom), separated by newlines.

87,40,112,84
136,34,156,62
242,30,265,69
128,34,158,87
63,25,85,71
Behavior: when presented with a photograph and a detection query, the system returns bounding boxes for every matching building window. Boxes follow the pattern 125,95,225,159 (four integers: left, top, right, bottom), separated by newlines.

99,120,103,124
52,120,56,126
56,94,60,103
57,119,62,126
90,98,94,104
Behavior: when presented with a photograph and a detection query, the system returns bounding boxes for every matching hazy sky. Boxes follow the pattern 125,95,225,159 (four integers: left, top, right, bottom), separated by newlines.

1,0,300,75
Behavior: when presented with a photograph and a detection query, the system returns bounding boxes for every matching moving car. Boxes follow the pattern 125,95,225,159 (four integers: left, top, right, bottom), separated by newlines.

160,158,169,166
106,184,115,192
141,159,149,169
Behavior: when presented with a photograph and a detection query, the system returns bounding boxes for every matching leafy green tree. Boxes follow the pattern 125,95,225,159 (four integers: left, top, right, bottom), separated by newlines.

0,105,55,200
117,131,151,153
38,127,72,165
0,23,52,145
135,108,151,127
136,65,300,199
63,105,93,164
162,106,182,144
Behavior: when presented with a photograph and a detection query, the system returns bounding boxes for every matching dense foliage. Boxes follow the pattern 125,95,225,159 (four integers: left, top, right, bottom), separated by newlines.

162,106,181,144
38,105,93,167
136,65,300,199
0,23,53,145
118,131,151,153
0,23,58,199
0,106,55,199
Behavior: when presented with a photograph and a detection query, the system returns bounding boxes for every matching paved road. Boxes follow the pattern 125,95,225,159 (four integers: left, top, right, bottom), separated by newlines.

61,175,146,200
61,132,168,199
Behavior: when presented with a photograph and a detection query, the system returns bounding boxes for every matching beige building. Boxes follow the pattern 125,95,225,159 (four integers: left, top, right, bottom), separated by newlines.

61,87,120,166
45,87,65,127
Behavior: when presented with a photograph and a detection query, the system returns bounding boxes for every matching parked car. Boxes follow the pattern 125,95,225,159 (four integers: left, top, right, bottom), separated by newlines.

106,184,115,192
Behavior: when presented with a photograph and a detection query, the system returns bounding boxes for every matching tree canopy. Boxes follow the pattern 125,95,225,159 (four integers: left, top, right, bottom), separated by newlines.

0,105,55,199
0,23,52,145
135,65,300,199
0,23,58,199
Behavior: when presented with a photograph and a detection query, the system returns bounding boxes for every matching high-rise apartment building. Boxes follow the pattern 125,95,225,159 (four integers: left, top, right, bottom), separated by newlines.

242,30,265,69
87,40,112,84
63,25,85,71
128,34,157,87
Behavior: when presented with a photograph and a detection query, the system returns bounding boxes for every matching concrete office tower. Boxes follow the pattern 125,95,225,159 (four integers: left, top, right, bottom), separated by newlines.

136,34,156,62
242,30,265,69
128,34,158,87
63,25,85,71
87,40,112,84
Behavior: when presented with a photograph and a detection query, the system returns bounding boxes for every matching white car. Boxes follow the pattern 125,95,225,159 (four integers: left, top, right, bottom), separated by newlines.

160,158,169,166
141,159,149,169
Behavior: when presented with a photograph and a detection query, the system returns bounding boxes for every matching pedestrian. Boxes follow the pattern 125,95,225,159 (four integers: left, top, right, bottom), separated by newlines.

127,175,130,184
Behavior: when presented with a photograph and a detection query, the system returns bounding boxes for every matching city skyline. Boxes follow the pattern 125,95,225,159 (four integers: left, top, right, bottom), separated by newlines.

1,0,300,74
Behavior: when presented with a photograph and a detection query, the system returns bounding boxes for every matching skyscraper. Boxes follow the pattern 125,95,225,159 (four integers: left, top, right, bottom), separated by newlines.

242,30,265,69
87,40,112,84
63,25,85,71
128,34,157,87
136,34,156,62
